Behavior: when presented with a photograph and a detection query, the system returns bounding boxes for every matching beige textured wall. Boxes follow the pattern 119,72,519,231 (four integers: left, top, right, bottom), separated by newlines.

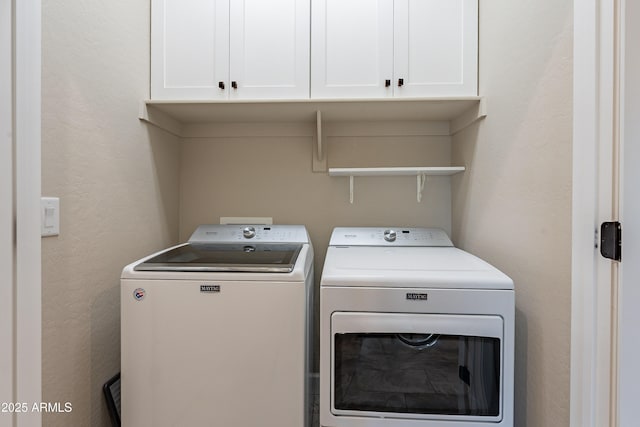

41,1,181,426
179,127,456,266
452,1,573,426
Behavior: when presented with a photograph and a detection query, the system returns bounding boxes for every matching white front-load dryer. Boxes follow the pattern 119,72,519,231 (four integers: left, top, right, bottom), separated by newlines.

320,227,514,427
121,224,314,427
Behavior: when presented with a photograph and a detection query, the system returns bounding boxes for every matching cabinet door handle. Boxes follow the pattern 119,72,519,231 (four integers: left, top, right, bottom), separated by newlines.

385,79,391,87
218,81,225,90
231,81,238,89
398,78,404,87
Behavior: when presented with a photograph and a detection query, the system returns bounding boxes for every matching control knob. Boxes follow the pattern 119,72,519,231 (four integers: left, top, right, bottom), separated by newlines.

242,226,256,239
384,229,397,242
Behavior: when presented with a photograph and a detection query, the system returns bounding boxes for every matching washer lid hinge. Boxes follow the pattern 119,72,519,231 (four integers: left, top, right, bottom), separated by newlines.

600,221,621,261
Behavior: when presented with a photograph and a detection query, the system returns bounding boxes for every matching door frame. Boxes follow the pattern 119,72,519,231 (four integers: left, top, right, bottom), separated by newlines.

15,0,42,423
571,0,620,426
0,0,15,422
617,0,640,423
1,0,42,426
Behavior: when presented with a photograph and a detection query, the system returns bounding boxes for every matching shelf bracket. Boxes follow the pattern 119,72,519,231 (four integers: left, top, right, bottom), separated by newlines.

316,110,323,160
347,173,426,204
349,175,354,204
450,97,487,135
417,174,427,203
138,101,184,137
312,110,327,172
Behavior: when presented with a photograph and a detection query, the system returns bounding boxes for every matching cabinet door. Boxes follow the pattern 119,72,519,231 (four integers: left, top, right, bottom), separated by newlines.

394,0,478,97
229,0,310,100
151,0,229,100
311,0,394,98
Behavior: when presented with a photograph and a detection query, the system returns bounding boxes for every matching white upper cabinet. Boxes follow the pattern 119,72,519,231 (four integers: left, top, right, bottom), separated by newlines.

394,0,477,97
151,0,310,100
229,0,310,99
311,0,478,98
152,0,477,101
311,0,394,98
152,0,229,100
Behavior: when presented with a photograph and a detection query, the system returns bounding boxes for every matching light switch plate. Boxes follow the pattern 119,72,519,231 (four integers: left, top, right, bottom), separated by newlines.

41,197,60,237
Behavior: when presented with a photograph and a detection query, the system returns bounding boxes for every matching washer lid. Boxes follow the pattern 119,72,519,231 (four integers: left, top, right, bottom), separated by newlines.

321,246,513,290
134,243,303,273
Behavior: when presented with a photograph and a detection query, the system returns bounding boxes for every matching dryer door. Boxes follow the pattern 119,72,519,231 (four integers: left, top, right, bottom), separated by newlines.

330,312,503,422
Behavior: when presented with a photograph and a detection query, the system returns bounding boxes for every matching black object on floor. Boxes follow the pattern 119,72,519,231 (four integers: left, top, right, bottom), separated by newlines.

103,373,121,427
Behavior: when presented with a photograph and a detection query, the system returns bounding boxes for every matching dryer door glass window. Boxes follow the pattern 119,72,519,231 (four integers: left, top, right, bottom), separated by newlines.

334,333,500,416
330,313,503,419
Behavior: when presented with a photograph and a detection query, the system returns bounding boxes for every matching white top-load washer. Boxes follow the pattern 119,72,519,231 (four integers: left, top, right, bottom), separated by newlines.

121,224,314,427
320,227,514,427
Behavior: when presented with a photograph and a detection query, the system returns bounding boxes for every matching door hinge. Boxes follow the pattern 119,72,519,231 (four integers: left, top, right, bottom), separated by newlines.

600,221,621,261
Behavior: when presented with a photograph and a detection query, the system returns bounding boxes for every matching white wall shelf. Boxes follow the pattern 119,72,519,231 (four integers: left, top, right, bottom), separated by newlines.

328,166,465,203
328,166,465,176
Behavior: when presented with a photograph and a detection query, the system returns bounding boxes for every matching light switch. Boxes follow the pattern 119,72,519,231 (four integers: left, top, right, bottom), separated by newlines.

41,197,60,237
44,206,55,226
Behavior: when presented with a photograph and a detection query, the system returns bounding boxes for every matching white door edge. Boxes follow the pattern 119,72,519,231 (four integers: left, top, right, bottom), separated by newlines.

571,0,620,426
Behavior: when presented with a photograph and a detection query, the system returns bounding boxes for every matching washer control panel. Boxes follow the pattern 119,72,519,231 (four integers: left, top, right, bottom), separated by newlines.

329,227,453,247
189,224,310,244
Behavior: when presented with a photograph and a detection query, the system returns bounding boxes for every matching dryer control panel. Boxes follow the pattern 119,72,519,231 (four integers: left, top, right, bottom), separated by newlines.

329,227,453,247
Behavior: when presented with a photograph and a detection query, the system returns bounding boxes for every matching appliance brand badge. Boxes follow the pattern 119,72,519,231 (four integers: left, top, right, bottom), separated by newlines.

406,293,428,301
133,288,146,301
200,284,221,293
